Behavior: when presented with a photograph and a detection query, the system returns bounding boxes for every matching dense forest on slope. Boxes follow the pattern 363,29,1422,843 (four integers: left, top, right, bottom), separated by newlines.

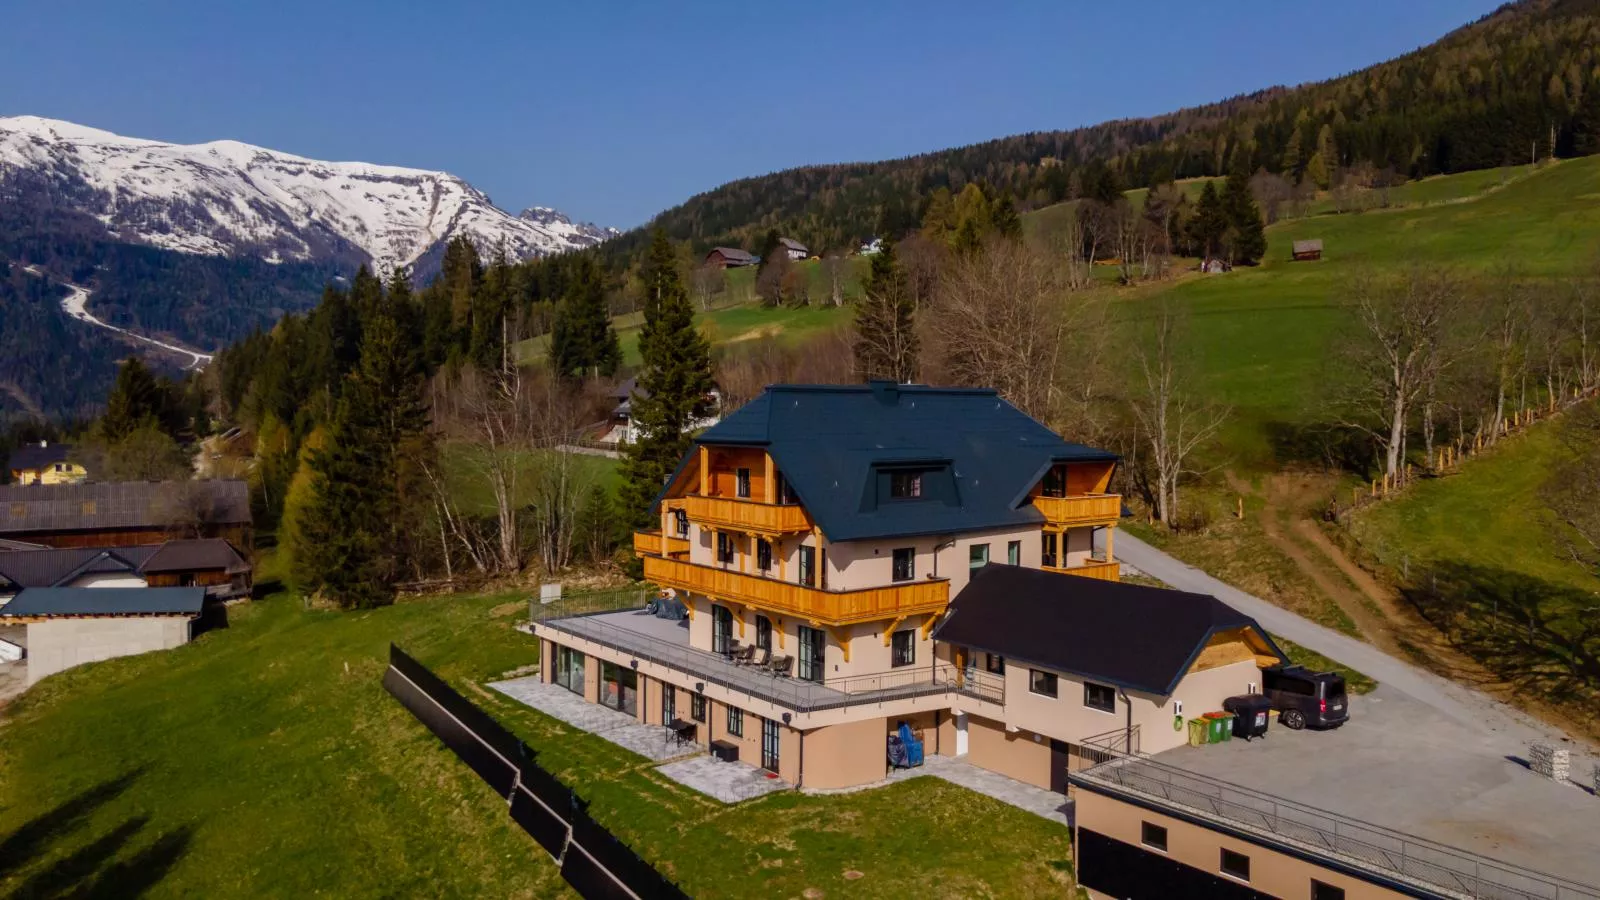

605,0,1600,259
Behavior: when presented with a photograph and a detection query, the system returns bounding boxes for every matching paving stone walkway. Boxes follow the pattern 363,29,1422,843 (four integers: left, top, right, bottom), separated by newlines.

489,676,688,762
655,756,792,803
864,755,1073,827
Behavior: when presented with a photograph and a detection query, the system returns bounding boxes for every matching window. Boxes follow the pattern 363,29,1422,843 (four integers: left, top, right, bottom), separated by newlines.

1007,540,1021,566
756,538,772,572
889,471,923,499
797,625,825,682
891,547,915,582
797,545,816,587
1140,822,1168,852
80,500,96,515
968,543,989,571
1041,532,1058,568
1310,881,1346,900
984,653,1005,675
1220,849,1250,882
1029,669,1058,698
736,467,751,498
890,630,915,667
716,532,735,564
671,509,689,537
776,471,797,504
1084,681,1116,713
754,615,772,652
711,605,733,655
661,685,676,722
1041,466,1066,497
555,647,585,695
691,693,706,722
727,705,744,737
760,717,781,771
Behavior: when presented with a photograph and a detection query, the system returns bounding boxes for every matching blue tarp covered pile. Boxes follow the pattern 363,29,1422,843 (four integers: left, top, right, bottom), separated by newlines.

887,722,924,769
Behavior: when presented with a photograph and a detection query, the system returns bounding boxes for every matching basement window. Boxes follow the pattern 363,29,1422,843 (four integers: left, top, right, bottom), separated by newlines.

1140,821,1168,852
1311,881,1346,900
1220,849,1250,882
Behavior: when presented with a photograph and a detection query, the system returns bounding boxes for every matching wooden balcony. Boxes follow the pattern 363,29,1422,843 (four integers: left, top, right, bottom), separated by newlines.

1033,493,1122,527
678,495,811,534
633,531,689,558
1044,560,1121,582
641,555,949,626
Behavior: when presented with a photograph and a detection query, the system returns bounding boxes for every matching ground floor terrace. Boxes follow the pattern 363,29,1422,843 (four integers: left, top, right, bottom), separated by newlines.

530,606,1122,793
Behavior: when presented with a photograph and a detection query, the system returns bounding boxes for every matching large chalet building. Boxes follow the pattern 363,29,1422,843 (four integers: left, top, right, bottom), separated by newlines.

533,382,1283,792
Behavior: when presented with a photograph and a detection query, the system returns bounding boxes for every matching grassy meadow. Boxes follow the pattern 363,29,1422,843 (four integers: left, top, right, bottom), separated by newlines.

0,579,1078,898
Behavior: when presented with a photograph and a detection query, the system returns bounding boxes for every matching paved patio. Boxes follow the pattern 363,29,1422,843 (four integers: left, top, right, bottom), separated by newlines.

655,756,792,803
804,754,1073,828
488,676,688,762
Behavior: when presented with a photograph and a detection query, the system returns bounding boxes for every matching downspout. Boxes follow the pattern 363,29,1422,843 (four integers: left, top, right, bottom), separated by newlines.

930,535,957,579
797,728,806,789
1119,689,1133,754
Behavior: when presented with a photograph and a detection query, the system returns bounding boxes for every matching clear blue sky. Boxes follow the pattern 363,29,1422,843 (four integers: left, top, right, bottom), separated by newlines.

1,0,1502,229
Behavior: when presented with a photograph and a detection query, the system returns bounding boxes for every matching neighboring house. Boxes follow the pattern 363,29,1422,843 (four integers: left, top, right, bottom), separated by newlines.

0,480,252,550
931,565,1285,789
858,237,883,256
1292,238,1324,261
0,586,209,685
778,237,808,260
600,377,722,446
533,381,1138,791
704,247,756,269
0,538,252,605
7,441,87,485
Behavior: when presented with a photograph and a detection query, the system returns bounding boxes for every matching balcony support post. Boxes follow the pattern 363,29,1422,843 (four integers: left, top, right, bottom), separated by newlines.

826,624,851,662
731,603,746,638
920,610,942,639
1105,525,1115,563
698,446,709,496
881,614,908,646
763,453,775,504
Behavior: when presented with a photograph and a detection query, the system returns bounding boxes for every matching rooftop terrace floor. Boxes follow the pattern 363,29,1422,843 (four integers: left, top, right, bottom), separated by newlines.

1155,684,1599,891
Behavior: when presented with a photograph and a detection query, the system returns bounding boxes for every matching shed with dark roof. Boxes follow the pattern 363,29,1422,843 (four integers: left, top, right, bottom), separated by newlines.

704,247,756,268
3,586,211,686
0,480,252,550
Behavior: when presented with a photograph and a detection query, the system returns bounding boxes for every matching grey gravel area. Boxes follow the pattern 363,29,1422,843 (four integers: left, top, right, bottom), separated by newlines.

655,755,792,803
489,676,687,762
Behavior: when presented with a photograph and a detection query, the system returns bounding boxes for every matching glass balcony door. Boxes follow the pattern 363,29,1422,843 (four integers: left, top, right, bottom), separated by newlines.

711,604,733,656
797,625,825,682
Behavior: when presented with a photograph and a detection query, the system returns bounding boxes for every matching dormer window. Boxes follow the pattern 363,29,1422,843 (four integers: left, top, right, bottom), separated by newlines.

1041,466,1067,498
890,471,923,499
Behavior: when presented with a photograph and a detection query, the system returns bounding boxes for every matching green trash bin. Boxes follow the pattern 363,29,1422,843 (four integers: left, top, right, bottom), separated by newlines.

1187,718,1208,747
1203,712,1228,743
1217,712,1236,741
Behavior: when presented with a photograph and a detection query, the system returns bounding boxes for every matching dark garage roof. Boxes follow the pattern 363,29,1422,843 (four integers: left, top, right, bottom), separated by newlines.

0,546,156,589
1,586,206,618
7,442,72,472
933,565,1284,696
140,539,250,575
0,480,250,535
678,383,1117,541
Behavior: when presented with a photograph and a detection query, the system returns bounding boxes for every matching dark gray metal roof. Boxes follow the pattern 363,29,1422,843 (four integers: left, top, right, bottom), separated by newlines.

1293,239,1324,253
7,442,72,471
1,586,206,617
0,547,155,589
706,247,755,262
140,539,250,575
778,237,808,252
934,565,1284,695
0,480,250,535
679,382,1118,541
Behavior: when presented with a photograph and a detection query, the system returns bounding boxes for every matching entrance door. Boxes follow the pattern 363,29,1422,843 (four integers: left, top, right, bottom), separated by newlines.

1049,739,1071,794
601,662,638,717
954,713,969,757
711,604,733,655
761,718,781,772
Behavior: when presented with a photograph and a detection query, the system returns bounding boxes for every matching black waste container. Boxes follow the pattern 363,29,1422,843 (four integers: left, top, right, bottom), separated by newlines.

1222,694,1273,740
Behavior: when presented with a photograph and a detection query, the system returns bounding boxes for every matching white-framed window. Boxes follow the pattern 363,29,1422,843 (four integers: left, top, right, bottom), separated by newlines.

1029,669,1058,698
1084,681,1116,713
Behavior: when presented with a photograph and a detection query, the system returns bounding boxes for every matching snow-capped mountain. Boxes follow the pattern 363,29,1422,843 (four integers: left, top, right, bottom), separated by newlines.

0,115,610,272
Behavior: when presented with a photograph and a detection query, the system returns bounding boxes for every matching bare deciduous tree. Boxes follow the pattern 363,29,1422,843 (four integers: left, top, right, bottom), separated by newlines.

821,253,850,307
690,263,725,311
1128,303,1229,525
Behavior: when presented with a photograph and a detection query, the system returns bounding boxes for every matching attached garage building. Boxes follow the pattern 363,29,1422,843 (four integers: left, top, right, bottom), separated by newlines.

0,586,207,685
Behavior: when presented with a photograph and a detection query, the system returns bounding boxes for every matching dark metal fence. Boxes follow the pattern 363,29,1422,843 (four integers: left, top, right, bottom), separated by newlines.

383,645,689,899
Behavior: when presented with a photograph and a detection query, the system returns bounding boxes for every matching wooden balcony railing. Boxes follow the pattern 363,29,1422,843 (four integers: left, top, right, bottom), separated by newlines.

1044,560,1121,582
633,531,689,558
641,555,949,626
1033,493,1122,527
677,495,811,534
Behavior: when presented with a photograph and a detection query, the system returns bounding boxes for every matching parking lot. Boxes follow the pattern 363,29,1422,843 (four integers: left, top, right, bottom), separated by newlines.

1159,684,1600,889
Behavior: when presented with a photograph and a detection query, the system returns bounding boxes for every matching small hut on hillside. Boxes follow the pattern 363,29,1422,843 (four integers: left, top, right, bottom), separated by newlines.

1292,239,1324,262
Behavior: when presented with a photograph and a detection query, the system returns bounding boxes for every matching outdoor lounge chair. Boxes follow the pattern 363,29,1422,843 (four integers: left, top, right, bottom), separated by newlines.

747,647,770,669
768,655,793,677
732,645,756,665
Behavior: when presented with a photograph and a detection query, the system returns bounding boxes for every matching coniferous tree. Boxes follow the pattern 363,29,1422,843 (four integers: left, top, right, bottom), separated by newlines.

550,255,621,378
1187,181,1229,262
991,193,1023,240
853,240,919,383
619,232,713,529
297,287,430,609
101,357,167,442
1222,169,1267,265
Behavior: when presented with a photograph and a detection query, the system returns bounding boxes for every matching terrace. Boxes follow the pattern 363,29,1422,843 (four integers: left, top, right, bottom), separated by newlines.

532,606,1003,714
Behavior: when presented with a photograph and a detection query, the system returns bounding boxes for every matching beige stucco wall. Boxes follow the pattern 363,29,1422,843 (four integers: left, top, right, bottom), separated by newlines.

801,717,888,789
1075,790,1412,900
68,573,149,589
25,616,190,685
966,713,1054,789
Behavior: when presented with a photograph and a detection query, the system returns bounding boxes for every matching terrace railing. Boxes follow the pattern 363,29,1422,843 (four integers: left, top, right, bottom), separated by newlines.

1073,750,1600,900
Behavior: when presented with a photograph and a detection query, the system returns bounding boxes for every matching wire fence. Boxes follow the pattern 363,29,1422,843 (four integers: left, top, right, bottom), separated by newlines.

1074,751,1600,900
382,644,689,900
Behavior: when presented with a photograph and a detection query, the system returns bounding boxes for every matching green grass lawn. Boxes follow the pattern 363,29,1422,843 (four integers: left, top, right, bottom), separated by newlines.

442,443,621,516
0,584,1077,898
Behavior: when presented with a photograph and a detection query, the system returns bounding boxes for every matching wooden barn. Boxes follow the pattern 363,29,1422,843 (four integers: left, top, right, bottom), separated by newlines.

1292,239,1324,261
0,481,252,551
704,247,756,269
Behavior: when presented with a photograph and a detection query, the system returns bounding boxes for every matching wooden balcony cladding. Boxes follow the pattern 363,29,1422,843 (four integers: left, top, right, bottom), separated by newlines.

1033,493,1122,527
678,495,811,534
642,555,949,626
1044,560,1121,582
633,531,689,558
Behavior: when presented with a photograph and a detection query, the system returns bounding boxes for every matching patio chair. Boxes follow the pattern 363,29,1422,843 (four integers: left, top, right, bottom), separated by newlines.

731,645,756,665
747,647,770,669
768,655,793,677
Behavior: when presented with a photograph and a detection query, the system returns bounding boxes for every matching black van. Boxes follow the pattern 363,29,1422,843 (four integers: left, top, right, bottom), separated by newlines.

1261,665,1349,729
